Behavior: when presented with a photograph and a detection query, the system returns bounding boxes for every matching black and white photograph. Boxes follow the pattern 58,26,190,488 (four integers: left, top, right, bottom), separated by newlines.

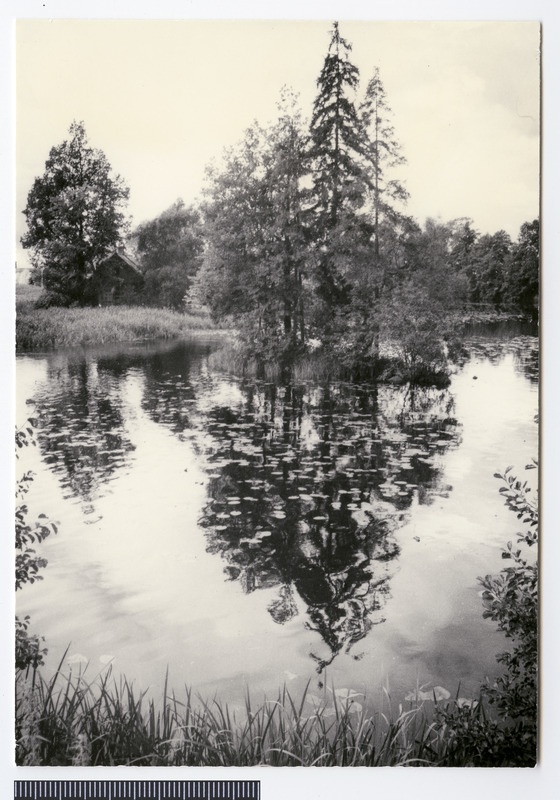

10,4,548,781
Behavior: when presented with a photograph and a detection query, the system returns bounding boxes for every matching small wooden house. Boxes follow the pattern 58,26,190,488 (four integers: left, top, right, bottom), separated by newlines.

93,248,144,305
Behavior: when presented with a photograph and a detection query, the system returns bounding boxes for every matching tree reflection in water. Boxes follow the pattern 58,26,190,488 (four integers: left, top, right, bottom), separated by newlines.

31,357,136,516
30,341,215,514
28,341,462,672
199,379,461,672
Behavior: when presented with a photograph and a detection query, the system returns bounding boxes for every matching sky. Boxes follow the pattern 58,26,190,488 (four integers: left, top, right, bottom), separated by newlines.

15,18,540,267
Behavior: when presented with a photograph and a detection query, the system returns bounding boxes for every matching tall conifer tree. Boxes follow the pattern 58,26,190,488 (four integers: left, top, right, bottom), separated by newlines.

308,22,367,311
360,67,408,263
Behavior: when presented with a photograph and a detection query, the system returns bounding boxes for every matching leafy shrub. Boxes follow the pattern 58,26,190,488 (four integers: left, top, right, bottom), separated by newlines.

34,291,72,309
16,616,47,671
15,420,58,670
437,461,538,766
16,475,58,590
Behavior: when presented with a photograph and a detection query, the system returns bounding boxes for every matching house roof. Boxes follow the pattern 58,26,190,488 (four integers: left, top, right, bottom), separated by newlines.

100,248,143,277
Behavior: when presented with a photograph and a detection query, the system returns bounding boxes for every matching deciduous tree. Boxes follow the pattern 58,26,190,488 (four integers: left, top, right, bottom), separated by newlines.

198,94,309,361
135,200,203,309
503,220,539,313
21,122,129,305
468,230,512,307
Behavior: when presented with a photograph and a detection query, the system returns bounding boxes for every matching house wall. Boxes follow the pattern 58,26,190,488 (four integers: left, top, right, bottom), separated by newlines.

94,255,143,305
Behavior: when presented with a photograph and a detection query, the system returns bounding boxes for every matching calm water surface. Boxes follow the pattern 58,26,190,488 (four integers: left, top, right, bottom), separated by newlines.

16,325,538,708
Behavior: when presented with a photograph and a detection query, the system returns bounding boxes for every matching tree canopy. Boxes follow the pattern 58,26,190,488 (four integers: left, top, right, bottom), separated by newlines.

134,199,203,309
21,121,130,305
193,21,538,380
198,91,309,362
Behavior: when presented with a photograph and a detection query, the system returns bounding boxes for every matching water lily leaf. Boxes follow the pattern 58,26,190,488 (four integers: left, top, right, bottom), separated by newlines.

67,653,88,665
405,689,432,702
305,694,323,706
456,697,478,709
334,689,363,699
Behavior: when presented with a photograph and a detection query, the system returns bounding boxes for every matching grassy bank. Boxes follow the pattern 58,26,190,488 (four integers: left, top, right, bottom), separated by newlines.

16,301,217,351
17,662,493,767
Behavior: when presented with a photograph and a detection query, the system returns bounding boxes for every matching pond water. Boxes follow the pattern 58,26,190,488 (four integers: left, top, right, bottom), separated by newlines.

16,323,538,710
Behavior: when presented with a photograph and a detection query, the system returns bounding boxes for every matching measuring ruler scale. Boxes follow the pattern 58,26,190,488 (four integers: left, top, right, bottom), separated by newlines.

14,783,261,800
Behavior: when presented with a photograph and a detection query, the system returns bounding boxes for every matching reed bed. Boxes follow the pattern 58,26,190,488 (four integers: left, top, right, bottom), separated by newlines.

208,343,359,384
16,304,216,351
208,343,404,385
16,659,487,767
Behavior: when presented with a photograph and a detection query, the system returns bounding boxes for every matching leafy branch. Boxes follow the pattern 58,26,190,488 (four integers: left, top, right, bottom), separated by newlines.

477,462,538,755
15,418,58,669
436,460,538,766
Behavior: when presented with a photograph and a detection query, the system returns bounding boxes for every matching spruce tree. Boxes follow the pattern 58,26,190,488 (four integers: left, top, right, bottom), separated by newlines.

308,22,368,313
360,67,408,263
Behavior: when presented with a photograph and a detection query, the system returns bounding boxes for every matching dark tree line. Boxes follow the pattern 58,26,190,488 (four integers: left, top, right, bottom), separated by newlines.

21,23,539,369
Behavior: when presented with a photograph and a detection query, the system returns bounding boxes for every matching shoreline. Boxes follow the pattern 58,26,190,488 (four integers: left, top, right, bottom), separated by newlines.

15,301,222,353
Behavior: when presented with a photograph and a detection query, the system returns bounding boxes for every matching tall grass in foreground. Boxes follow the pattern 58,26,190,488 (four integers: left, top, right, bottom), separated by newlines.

16,304,217,351
16,661,496,767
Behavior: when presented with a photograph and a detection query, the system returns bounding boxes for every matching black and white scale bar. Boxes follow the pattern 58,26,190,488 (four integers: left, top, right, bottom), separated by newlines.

15,782,261,800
